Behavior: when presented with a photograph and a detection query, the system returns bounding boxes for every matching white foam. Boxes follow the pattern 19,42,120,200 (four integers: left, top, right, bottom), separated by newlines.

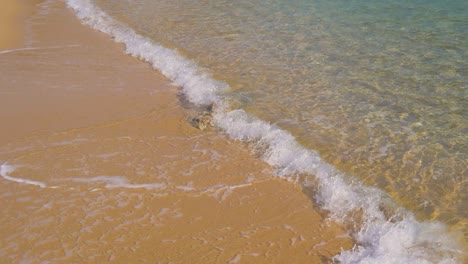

176,185,195,191
214,109,463,263
0,45,80,55
65,1,464,262
71,175,165,190
0,163,46,188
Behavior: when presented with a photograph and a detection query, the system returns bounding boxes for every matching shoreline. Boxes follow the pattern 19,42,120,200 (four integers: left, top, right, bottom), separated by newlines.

67,0,467,262
0,1,353,262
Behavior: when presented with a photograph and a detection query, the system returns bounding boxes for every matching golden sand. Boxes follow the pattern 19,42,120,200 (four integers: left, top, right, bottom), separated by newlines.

0,1,352,262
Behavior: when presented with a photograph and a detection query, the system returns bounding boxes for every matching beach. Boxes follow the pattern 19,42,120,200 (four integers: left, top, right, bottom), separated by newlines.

0,1,353,263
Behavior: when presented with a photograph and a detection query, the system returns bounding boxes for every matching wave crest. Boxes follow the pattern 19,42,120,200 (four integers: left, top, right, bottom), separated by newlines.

65,1,464,262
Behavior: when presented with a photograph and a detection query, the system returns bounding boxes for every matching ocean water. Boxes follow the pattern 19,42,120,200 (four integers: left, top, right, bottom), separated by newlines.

66,0,466,262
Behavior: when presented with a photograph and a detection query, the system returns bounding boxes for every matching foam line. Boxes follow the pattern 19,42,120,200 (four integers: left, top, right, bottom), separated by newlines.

71,176,165,190
214,109,462,263
0,45,80,55
0,163,46,188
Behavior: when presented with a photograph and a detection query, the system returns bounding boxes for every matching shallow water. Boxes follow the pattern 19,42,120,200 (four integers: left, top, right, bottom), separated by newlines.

1,1,355,262
35,0,466,263
95,0,467,236
0,0,466,261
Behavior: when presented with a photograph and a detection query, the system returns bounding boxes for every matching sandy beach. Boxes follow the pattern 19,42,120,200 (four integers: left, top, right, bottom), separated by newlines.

0,0,352,263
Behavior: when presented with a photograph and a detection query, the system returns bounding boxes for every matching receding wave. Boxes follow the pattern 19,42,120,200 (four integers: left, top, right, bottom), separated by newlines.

65,0,464,262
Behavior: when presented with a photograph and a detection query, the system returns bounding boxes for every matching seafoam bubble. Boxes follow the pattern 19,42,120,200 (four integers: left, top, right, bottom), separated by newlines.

336,219,460,264
65,1,464,262
0,163,46,188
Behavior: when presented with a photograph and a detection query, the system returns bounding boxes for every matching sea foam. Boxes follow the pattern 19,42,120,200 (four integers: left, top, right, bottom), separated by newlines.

65,0,464,262
70,176,165,190
0,163,46,188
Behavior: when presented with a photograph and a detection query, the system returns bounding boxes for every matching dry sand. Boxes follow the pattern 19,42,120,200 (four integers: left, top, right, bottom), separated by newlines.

0,0,352,263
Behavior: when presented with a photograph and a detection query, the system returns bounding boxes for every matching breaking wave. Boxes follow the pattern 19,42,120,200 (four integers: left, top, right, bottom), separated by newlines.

65,0,464,262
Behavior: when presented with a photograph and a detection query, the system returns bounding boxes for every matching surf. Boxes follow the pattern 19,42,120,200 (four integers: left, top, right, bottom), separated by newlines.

65,0,464,262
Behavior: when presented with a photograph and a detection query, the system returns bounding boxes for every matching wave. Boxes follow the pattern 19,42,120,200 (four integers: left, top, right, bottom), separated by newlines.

64,0,464,262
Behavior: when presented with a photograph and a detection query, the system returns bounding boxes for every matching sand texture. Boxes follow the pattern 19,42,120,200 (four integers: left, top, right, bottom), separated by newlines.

0,1,352,263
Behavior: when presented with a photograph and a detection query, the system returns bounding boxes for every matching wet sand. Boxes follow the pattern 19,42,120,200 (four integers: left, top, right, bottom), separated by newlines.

0,0,352,263
0,0,24,50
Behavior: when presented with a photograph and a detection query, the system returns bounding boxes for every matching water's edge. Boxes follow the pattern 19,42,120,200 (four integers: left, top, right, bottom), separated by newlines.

65,0,464,262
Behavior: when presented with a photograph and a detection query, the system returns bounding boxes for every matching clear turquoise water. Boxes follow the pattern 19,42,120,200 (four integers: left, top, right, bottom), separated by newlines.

96,0,467,241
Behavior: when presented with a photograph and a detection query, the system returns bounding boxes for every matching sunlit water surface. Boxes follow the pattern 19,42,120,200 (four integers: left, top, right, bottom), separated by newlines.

96,0,467,237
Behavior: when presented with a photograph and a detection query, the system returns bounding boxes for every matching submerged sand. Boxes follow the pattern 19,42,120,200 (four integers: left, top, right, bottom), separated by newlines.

0,0,352,262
